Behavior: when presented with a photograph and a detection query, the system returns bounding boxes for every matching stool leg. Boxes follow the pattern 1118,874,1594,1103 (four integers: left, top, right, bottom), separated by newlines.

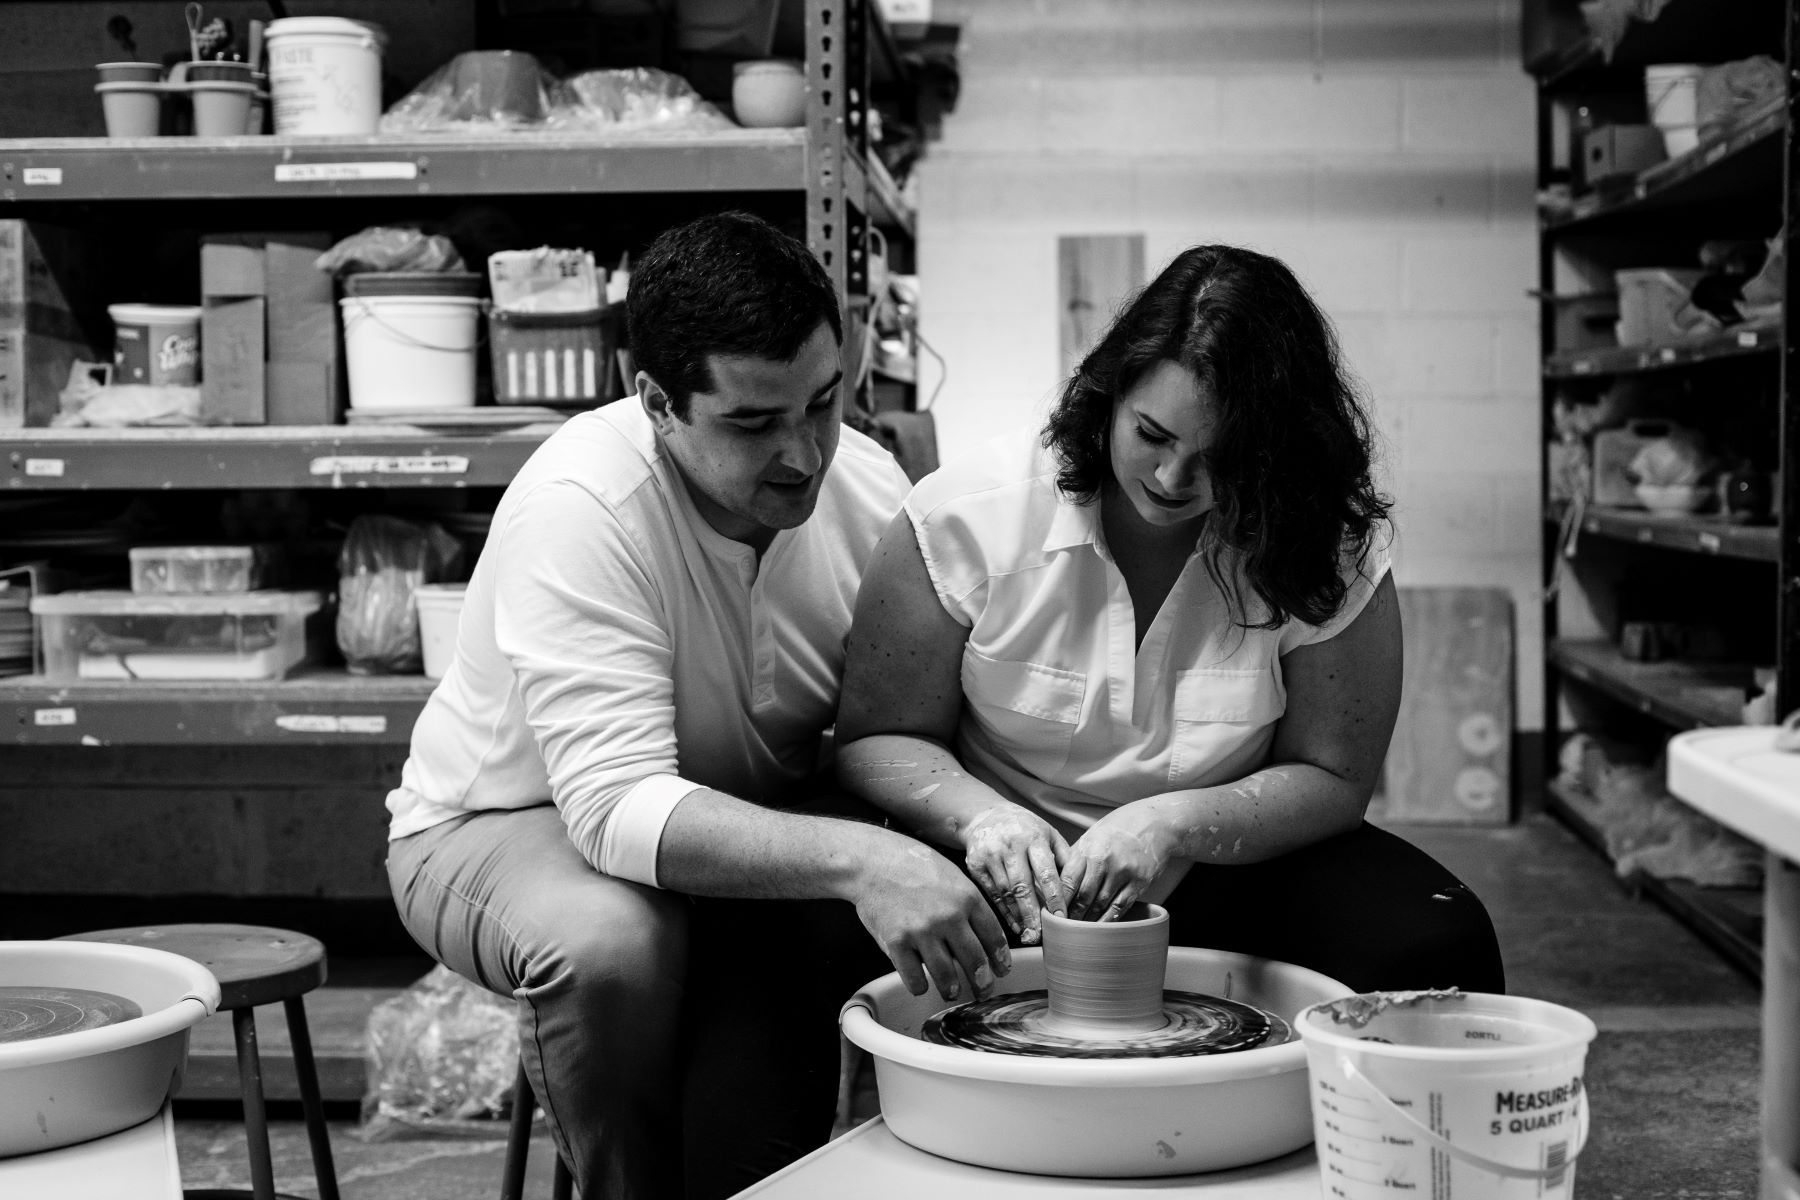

232,1007,278,1200
500,1060,534,1200
283,995,340,1200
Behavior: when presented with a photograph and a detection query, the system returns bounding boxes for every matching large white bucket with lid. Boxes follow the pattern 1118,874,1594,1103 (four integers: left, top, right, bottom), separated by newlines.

266,17,384,135
341,295,481,411
1297,990,1596,1199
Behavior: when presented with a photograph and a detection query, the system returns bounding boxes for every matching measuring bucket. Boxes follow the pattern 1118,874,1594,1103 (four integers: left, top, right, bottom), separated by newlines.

266,17,385,135
340,294,481,411
1297,991,1596,1199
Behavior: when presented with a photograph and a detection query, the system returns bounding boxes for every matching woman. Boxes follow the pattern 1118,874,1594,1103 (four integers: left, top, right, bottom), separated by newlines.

835,244,1504,1002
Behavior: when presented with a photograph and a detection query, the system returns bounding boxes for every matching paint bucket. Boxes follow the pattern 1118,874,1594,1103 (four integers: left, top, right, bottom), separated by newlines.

108,303,202,386
340,283,481,411
1296,991,1596,1199
413,583,467,680
1644,63,1704,129
265,16,385,135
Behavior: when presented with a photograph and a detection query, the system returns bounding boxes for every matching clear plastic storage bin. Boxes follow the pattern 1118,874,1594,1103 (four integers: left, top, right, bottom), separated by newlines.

128,546,259,594
30,590,321,681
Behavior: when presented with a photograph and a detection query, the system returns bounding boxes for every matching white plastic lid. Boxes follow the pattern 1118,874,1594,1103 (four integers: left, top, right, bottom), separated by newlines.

31,589,321,617
107,303,203,324
265,17,388,46
128,545,256,564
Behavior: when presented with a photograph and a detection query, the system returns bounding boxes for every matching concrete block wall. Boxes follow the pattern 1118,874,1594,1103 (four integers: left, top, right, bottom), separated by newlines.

916,0,1544,727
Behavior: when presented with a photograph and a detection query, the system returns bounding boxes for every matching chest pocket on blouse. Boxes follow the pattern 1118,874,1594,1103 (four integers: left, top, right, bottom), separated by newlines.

961,649,1086,771
1169,667,1285,783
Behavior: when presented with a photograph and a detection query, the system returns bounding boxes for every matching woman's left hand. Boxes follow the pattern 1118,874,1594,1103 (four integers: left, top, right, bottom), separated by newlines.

1061,804,1182,921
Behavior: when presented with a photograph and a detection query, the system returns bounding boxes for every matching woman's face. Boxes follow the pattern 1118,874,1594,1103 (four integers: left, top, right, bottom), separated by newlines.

1107,359,1217,529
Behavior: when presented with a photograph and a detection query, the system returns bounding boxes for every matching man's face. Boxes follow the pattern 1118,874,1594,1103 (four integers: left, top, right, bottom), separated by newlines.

646,321,844,551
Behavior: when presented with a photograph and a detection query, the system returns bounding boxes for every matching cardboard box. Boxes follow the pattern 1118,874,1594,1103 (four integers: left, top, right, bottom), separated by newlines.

0,322,99,428
201,297,266,425
198,232,339,426
0,219,104,334
1581,124,1666,183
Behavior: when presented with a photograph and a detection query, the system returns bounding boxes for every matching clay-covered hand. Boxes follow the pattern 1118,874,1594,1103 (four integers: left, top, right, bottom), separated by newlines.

853,839,1012,1003
961,805,1071,945
1060,804,1180,922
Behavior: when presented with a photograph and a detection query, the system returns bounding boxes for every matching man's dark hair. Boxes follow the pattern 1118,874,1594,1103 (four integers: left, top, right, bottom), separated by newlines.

626,212,843,420
1042,244,1391,630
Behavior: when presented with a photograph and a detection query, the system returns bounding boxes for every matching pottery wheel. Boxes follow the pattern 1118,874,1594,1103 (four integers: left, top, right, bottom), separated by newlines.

921,989,1292,1059
0,986,142,1043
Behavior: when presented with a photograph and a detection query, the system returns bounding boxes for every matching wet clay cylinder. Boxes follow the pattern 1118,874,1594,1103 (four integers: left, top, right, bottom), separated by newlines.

1041,903,1171,1035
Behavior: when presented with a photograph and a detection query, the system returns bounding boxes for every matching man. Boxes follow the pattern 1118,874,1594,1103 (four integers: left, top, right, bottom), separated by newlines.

384,212,1009,1200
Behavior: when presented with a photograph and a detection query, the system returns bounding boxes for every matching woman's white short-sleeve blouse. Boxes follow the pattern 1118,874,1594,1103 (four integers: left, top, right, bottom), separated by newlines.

903,430,1391,835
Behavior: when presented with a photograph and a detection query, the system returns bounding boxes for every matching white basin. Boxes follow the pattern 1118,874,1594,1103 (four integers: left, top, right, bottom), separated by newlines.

1667,726,1800,862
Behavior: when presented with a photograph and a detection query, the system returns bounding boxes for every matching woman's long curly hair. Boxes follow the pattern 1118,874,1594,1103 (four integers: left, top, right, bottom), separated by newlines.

1043,244,1390,630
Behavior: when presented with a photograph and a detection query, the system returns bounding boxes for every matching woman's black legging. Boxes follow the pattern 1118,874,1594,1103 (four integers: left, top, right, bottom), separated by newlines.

1157,821,1506,995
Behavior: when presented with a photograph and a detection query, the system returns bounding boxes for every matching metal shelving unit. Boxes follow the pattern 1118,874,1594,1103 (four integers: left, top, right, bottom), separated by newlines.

0,0,933,745
1532,0,1794,976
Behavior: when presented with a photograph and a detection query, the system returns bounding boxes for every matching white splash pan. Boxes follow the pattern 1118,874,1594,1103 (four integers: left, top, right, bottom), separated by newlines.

840,946,1349,1177
0,940,221,1158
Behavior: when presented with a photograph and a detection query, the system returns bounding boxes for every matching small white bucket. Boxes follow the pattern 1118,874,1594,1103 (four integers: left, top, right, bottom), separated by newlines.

1644,63,1704,130
1297,991,1596,1199
340,295,481,411
266,17,385,135
414,584,467,680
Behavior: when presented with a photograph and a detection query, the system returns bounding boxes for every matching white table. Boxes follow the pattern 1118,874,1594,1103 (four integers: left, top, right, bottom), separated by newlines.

0,1104,183,1200
733,1117,1320,1198
1668,726,1800,1200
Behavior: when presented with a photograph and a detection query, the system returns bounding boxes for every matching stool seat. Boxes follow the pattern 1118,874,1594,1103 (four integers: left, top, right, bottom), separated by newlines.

57,924,326,1010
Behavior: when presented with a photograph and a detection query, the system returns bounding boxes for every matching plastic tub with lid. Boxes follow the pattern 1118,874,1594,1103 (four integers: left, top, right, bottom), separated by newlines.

30,590,321,681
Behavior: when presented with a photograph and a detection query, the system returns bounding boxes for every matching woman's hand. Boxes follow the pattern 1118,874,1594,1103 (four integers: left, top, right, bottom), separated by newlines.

961,806,1071,944
1061,803,1182,921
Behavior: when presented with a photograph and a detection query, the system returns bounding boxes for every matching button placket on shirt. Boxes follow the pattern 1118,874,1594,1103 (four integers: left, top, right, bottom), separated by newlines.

747,552,777,710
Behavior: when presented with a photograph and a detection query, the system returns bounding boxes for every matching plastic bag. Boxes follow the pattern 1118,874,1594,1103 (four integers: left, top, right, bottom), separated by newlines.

315,227,467,279
359,965,522,1141
381,50,559,133
50,360,202,427
548,68,737,135
336,515,463,675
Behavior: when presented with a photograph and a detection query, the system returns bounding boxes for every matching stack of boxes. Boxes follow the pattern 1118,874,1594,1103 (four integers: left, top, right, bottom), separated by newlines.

0,219,106,428
200,232,342,424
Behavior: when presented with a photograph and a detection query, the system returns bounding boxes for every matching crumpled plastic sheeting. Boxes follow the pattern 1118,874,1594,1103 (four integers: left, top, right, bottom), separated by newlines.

336,514,463,676
359,965,523,1141
382,58,736,136
1697,55,1785,133
315,227,467,280
1579,0,1680,58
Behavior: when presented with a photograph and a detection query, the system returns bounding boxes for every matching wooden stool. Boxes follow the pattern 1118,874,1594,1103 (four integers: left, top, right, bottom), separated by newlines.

502,1058,573,1200
57,924,339,1200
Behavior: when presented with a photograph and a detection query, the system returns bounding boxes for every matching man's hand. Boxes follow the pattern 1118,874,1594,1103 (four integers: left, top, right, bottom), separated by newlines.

961,805,1070,945
852,838,1012,1003
1061,803,1181,922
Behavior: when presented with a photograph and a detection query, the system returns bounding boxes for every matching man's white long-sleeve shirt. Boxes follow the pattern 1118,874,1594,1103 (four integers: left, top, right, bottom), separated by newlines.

385,400,909,887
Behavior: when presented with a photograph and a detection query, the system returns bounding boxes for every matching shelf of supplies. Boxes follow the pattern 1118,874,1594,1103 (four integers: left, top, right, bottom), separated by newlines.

1544,323,1780,378
1549,639,1754,730
1546,778,1763,979
1,670,430,745
1549,501,1780,561
0,129,810,203
0,424,560,490
1544,101,1784,230
1531,0,1782,88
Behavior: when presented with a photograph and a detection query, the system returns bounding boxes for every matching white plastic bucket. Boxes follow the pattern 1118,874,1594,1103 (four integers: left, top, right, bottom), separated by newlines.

340,295,481,411
1297,991,1596,1199
108,303,202,386
414,583,467,680
266,17,384,135
1644,63,1704,129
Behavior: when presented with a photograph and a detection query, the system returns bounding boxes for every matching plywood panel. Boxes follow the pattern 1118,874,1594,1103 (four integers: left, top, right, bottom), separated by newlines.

1057,234,1144,380
1379,586,1514,825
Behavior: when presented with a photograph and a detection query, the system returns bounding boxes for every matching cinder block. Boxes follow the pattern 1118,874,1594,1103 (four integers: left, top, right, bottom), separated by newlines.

937,76,1045,153
1402,74,1536,158
1492,469,1541,556
1388,317,1495,395
939,156,1136,231
920,232,1053,316
1320,0,1508,68
1492,314,1541,395
1042,77,1221,155
1312,156,1495,227
1492,163,1539,224
1281,234,1405,314
1136,0,1318,69
1332,314,1397,392
1402,395,1537,471
1220,74,1404,153
1392,469,1500,557
1401,235,1537,312
1136,158,1314,229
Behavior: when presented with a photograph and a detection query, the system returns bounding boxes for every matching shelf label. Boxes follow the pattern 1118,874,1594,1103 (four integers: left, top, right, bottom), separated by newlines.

309,454,470,477
1657,348,1678,363
275,714,389,735
1698,532,1722,553
33,707,75,726
23,458,65,477
1738,330,1760,347
22,168,62,186
275,162,419,184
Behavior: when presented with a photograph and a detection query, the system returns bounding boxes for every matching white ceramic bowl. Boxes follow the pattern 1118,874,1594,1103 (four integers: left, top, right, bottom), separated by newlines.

840,946,1350,1177
732,59,806,128
0,940,220,1157
1634,482,1710,516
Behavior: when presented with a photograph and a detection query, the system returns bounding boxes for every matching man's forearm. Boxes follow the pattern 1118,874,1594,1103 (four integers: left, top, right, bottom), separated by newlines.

654,786,918,899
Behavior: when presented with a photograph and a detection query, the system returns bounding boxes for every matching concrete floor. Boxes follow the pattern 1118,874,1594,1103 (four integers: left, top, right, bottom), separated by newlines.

170,812,1764,1197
